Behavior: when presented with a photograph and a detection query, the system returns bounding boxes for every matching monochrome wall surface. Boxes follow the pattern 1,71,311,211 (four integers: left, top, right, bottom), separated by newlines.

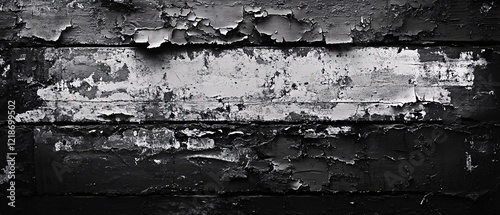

1,0,499,214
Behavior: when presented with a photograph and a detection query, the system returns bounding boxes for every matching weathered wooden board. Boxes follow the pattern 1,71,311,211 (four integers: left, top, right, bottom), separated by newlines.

0,0,498,45
4,194,497,215
0,1,498,213
2,46,499,123
33,123,500,195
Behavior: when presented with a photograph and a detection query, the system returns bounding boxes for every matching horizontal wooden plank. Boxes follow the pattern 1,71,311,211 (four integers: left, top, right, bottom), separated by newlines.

32,123,500,195
0,0,499,45
3,194,497,215
3,46,499,123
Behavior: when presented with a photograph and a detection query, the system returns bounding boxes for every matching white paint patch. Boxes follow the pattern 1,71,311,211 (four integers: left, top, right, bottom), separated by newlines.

465,152,478,172
15,48,490,122
134,28,173,48
0,57,8,78
325,126,352,135
290,179,303,190
37,47,478,102
53,137,82,152
54,141,67,151
303,126,352,138
15,107,57,123
181,128,215,137
330,156,356,165
228,131,245,136
415,87,452,103
423,51,487,86
186,137,215,150
271,159,290,171
130,128,180,150
2,64,9,78
186,148,249,162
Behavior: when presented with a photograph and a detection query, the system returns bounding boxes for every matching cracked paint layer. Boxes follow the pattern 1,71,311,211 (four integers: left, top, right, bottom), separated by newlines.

1,0,500,45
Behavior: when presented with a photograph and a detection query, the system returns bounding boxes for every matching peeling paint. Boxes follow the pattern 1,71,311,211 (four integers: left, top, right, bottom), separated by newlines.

186,138,215,150
11,47,492,123
20,15,72,41
29,123,500,195
181,128,215,137
134,28,174,48
129,128,180,151
2,1,500,213
255,16,319,43
3,0,499,45
187,148,248,163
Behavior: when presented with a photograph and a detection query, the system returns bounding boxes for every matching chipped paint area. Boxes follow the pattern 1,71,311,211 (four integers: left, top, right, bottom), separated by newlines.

186,148,249,163
0,56,10,78
131,5,335,47
19,5,73,41
186,138,215,150
36,127,181,152
181,128,215,137
129,128,180,150
5,0,500,46
421,51,488,86
304,126,353,138
465,152,478,172
31,124,500,194
54,139,79,152
34,126,224,153
14,47,489,122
